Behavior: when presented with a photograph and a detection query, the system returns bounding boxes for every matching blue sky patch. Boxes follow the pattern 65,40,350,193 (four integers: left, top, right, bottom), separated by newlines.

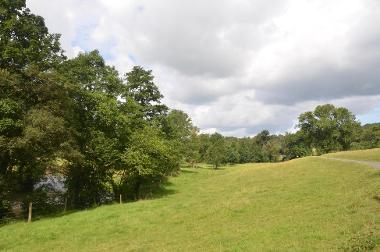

358,103,380,125
71,22,116,61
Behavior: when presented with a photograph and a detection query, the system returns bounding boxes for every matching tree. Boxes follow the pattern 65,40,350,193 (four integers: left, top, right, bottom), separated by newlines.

198,134,211,162
0,1,72,218
255,130,271,147
359,123,380,149
297,104,360,153
59,50,122,96
225,141,240,164
57,51,130,207
264,137,282,162
184,128,201,167
252,130,272,162
163,109,198,165
237,138,254,163
1,106,72,215
124,66,168,120
282,132,311,160
206,133,225,169
163,110,194,140
0,0,64,74
121,126,180,199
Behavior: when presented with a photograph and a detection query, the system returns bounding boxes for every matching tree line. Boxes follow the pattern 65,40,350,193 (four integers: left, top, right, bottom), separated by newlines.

191,104,380,168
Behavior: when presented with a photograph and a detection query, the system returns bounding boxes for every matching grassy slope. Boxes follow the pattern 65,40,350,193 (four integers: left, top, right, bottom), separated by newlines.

324,148,380,162
1,157,380,251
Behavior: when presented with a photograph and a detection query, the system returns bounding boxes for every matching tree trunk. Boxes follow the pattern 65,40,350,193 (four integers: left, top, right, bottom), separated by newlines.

27,202,32,223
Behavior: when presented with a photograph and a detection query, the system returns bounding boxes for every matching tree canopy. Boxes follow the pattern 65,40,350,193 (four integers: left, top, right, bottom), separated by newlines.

298,104,360,153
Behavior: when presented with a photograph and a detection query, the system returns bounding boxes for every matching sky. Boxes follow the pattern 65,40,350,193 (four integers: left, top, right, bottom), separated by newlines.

27,0,380,137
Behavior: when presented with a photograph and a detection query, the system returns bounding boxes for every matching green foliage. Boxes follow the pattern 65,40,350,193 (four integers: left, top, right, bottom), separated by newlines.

0,0,64,74
236,138,254,163
225,139,240,164
163,110,193,140
0,1,185,218
124,66,168,120
352,123,380,149
252,130,274,162
283,132,311,160
298,104,360,153
265,137,282,162
121,126,180,198
198,130,285,165
123,127,180,177
183,128,200,167
206,133,225,169
162,109,199,165
59,50,122,96
0,98,22,136
198,133,211,161
0,1,76,213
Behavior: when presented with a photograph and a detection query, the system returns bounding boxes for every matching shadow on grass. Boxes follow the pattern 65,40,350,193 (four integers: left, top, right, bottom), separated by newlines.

148,181,177,199
180,169,198,174
200,166,227,171
0,208,83,227
0,181,179,226
182,162,234,171
373,194,380,203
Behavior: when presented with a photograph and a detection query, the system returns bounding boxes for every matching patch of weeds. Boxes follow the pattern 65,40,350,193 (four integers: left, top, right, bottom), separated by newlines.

341,223,377,251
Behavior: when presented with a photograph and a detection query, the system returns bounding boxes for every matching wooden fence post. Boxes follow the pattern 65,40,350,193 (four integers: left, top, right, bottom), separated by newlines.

119,194,122,204
28,202,32,223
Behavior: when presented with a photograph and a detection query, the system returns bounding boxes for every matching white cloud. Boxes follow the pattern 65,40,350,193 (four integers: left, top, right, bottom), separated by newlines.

27,0,380,136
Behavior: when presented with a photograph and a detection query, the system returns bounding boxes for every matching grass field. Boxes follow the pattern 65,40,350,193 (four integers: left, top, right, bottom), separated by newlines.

324,148,380,162
1,156,380,251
